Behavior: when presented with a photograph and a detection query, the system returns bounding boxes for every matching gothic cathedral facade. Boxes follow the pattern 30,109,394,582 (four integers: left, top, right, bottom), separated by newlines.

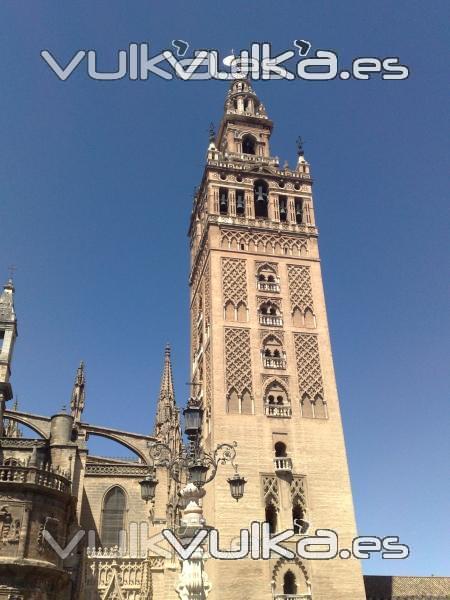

189,80,366,599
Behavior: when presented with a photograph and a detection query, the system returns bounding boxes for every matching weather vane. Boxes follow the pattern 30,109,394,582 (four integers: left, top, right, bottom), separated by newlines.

8,265,17,280
296,136,305,156
209,122,216,142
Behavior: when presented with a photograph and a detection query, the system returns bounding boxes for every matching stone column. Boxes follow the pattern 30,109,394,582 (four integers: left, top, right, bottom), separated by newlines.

176,483,211,600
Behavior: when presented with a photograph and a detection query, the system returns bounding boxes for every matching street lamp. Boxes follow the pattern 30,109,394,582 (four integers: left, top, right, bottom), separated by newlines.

228,472,247,502
139,468,159,502
183,397,203,439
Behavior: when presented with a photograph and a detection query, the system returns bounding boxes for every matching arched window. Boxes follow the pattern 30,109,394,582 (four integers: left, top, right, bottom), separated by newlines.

293,307,303,327
301,393,313,418
283,570,298,594
219,188,228,215
314,395,327,419
242,134,256,155
292,504,305,534
101,487,126,548
241,390,253,415
279,195,288,222
265,503,277,534
304,308,315,328
227,389,239,414
274,441,287,457
236,189,245,215
225,301,235,321
264,381,289,407
236,301,247,322
254,180,268,218
294,198,303,224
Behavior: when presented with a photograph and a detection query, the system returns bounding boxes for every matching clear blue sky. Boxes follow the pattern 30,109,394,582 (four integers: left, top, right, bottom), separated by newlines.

1,0,449,577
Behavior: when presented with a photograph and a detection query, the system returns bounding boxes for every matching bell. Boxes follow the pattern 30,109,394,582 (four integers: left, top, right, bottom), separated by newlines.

256,186,266,205
280,204,287,216
220,193,228,212
236,195,245,213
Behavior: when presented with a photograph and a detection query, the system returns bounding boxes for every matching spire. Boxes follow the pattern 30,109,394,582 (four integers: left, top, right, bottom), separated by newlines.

154,345,177,441
0,278,16,322
4,397,22,438
70,361,85,424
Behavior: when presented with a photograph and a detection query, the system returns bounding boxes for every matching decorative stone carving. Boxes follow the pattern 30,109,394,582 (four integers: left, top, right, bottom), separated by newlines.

287,265,314,313
294,334,324,401
224,328,253,396
221,258,248,306
261,475,280,510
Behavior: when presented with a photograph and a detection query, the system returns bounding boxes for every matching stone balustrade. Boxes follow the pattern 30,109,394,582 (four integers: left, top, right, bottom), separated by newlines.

0,463,71,494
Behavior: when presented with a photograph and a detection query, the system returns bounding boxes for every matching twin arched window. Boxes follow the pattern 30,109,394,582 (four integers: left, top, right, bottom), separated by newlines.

101,487,126,548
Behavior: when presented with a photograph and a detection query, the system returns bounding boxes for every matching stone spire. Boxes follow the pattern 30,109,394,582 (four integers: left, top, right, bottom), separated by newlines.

70,361,86,424
154,345,180,446
4,397,22,438
0,277,18,435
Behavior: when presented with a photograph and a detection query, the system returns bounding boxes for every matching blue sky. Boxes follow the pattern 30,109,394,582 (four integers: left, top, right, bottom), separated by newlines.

1,0,449,577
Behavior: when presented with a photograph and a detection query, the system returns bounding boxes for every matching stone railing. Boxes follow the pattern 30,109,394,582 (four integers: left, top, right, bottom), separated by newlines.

85,463,149,477
274,595,312,600
259,315,283,327
0,464,71,493
257,281,280,293
263,357,286,369
273,457,293,473
265,405,292,418
0,438,47,448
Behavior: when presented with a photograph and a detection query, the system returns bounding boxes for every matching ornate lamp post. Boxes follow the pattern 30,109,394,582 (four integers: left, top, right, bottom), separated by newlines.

140,396,247,600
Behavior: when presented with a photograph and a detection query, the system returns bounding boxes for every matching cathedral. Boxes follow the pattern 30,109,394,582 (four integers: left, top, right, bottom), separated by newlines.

0,81,448,600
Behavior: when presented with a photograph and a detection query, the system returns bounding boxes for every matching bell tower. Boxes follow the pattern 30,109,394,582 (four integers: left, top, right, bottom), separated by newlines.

189,81,365,600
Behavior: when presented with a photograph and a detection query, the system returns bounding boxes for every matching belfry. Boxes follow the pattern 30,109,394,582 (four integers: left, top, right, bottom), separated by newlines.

188,79,366,598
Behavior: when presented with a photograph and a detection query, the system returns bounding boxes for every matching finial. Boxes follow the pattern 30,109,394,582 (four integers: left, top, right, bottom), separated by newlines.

296,136,305,157
12,397,18,411
209,122,216,143
61,404,67,413
165,343,171,357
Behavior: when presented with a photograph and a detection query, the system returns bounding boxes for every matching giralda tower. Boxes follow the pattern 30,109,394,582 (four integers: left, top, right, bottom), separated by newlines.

188,80,365,600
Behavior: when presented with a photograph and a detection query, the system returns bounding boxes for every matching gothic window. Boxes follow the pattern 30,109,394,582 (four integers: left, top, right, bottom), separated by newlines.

262,336,285,369
241,390,253,414
0,330,4,351
301,393,314,418
294,198,303,224
242,134,256,155
236,189,245,215
254,180,268,218
314,394,327,419
219,188,228,215
259,301,282,326
265,381,289,410
292,504,304,534
279,196,288,222
236,301,247,322
225,301,235,321
256,265,279,292
265,502,277,534
227,389,240,414
304,307,315,328
101,487,126,548
293,307,303,327
283,571,298,595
